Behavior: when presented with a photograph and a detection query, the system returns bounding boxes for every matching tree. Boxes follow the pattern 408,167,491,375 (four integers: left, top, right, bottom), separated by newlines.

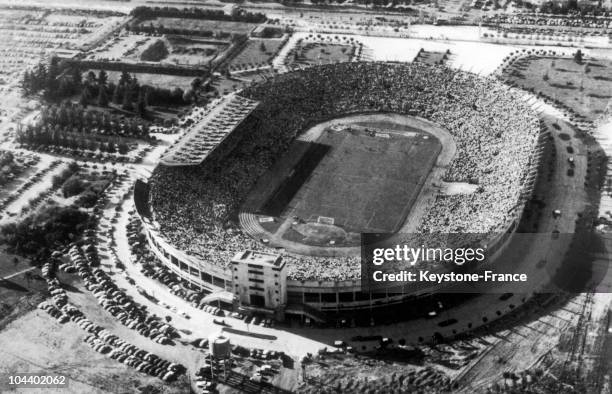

76,190,98,208
574,49,583,64
182,88,195,103
112,83,122,105
62,176,86,198
57,77,73,98
97,69,108,87
0,205,93,261
70,66,82,88
136,89,147,118
98,87,109,107
117,142,129,155
86,71,97,84
79,91,89,108
118,70,131,87
191,77,202,91
122,88,133,111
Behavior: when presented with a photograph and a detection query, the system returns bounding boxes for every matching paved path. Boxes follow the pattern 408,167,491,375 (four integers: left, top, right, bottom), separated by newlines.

1,266,35,281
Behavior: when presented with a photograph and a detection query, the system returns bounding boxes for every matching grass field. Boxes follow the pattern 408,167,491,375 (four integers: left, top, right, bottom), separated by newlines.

415,50,449,65
287,42,356,67
228,38,286,71
166,35,228,66
503,56,612,121
140,17,258,35
92,70,195,90
257,123,441,234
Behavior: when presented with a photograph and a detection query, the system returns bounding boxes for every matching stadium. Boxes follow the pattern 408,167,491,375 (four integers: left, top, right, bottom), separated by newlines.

135,61,543,324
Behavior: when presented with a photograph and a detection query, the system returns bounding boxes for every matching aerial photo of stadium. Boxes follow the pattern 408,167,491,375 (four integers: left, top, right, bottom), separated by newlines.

0,1,611,393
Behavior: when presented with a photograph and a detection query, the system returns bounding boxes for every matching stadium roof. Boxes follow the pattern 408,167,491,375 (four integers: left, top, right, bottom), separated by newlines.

160,93,259,166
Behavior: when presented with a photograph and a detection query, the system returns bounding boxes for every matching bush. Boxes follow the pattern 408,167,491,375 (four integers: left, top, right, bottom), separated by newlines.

0,205,94,261
62,176,87,198
76,190,99,208
52,165,79,189
140,39,169,62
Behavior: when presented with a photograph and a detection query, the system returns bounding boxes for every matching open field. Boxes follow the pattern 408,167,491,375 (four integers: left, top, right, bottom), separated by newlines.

228,37,286,71
86,33,158,62
503,56,612,122
88,69,195,90
286,41,356,67
138,17,259,36
0,8,124,84
253,121,441,239
0,307,191,394
88,33,229,66
165,35,228,66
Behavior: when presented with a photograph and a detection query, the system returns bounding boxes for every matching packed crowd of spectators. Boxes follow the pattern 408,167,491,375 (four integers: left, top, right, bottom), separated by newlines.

149,62,539,281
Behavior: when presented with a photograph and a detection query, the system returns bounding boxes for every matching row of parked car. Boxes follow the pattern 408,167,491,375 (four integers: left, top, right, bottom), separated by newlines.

126,215,225,318
38,300,70,324
67,245,179,344
83,334,185,382
0,159,61,215
194,365,218,394
38,264,186,383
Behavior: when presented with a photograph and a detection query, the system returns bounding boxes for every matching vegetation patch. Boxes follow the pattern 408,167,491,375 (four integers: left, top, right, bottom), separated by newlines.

140,39,169,62
502,55,612,121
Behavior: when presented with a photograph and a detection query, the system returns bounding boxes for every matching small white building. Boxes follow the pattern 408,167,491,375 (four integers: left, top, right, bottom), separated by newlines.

222,4,239,16
231,250,287,314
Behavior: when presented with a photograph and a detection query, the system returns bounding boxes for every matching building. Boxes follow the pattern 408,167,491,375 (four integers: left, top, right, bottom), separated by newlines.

231,251,287,319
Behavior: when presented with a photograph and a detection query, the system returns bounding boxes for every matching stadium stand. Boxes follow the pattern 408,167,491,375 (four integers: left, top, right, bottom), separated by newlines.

148,62,540,282
160,93,259,166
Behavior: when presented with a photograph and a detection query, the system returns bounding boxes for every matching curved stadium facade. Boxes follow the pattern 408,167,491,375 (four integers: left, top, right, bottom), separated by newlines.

135,62,543,324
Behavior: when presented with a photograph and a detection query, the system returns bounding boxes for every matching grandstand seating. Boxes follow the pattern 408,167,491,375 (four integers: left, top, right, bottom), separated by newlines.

149,62,540,281
160,94,259,166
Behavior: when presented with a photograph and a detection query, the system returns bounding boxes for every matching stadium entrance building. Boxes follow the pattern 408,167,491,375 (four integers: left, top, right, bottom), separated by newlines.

231,251,287,320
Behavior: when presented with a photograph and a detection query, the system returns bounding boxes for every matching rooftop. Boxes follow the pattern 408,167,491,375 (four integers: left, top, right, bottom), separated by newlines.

231,250,284,268
160,93,259,166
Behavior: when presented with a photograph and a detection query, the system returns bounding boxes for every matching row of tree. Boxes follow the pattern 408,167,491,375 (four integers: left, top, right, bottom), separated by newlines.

38,101,151,137
22,58,79,100
0,204,94,262
17,126,131,155
539,0,608,16
130,6,266,23
126,22,244,42
22,60,194,117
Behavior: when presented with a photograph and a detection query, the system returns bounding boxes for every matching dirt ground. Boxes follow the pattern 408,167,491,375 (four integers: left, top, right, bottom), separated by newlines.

0,272,194,394
0,308,191,394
